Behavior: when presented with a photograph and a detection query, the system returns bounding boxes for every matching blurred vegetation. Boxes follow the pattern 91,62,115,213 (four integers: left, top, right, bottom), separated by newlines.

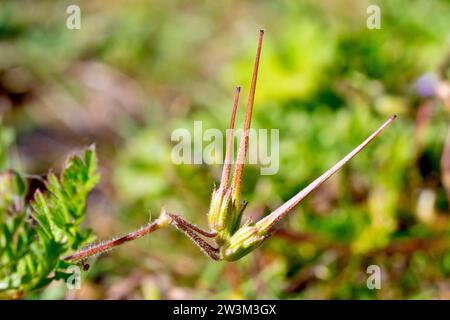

0,0,450,299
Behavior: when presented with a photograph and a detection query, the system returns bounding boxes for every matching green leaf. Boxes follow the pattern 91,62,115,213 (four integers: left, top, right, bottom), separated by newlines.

0,147,99,298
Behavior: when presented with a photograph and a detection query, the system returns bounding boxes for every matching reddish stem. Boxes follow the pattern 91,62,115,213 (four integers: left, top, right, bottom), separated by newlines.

63,212,218,262
168,213,217,238
63,220,162,261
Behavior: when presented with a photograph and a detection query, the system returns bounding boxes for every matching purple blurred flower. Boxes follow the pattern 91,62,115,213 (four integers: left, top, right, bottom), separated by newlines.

414,73,439,97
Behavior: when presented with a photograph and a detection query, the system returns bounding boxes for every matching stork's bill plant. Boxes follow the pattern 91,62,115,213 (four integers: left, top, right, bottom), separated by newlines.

64,30,396,263
0,31,396,297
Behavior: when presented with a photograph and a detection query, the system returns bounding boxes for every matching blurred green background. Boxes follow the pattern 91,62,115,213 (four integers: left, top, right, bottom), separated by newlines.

1,0,450,299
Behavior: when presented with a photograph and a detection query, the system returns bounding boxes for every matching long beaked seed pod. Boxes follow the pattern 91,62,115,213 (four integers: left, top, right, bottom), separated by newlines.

208,87,241,237
231,30,264,207
222,115,397,261
209,30,264,242
220,86,241,192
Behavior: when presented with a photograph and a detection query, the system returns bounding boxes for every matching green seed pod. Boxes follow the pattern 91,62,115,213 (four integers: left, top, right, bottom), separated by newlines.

217,189,232,230
207,188,220,229
208,187,235,244
220,224,268,261
207,188,224,231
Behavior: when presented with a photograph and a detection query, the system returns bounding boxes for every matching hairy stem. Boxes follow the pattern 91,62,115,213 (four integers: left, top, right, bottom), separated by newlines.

63,209,220,262
172,220,220,260
168,213,217,238
63,209,172,261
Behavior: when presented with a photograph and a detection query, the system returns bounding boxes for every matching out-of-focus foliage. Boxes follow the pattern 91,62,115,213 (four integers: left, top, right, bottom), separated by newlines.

0,0,449,299
0,120,13,170
0,148,98,298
